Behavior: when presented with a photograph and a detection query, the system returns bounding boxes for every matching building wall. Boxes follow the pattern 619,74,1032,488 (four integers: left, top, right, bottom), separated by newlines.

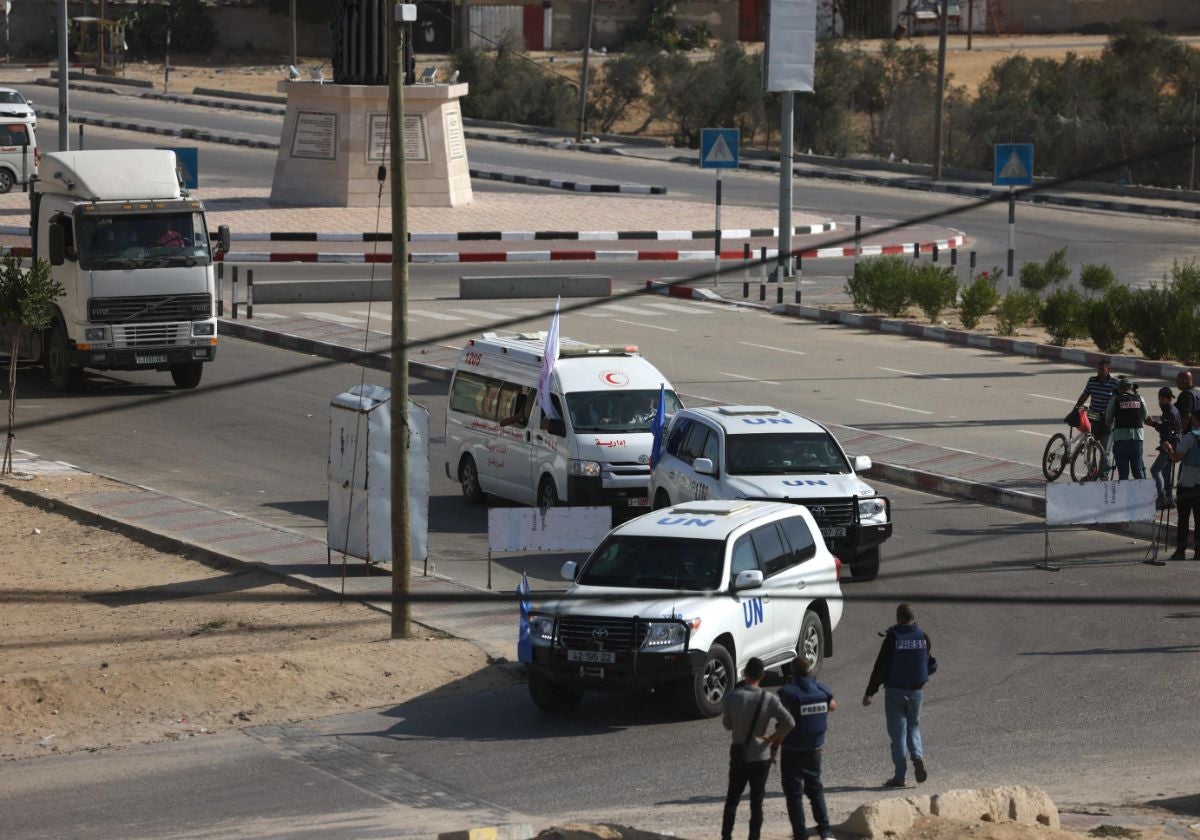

992,0,1200,33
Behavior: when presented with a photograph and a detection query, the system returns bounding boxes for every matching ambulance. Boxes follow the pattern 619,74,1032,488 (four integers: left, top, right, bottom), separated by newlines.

444,332,681,511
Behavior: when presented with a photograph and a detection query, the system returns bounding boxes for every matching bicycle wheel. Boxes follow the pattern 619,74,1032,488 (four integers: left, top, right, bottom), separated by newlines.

1042,433,1070,481
1070,438,1105,482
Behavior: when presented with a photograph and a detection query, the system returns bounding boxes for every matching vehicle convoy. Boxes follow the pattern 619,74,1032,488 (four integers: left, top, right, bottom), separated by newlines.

3,149,229,390
445,331,681,512
0,120,36,193
527,500,843,717
648,406,892,581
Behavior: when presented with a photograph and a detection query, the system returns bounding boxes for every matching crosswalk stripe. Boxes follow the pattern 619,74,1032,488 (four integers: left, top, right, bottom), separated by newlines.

613,318,677,332
349,310,390,321
599,304,650,315
451,308,505,320
408,308,465,321
301,311,362,324
642,301,710,315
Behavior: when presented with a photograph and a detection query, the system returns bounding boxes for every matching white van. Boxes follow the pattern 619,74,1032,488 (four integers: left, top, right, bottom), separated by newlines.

445,331,682,512
0,121,36,193
527,500,844,717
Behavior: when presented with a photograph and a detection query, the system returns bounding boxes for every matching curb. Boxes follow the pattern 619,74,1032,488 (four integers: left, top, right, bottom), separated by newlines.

464,129,623,155
142,91,286,115
35,108,278,149
469,167,666,194
192,86,287,105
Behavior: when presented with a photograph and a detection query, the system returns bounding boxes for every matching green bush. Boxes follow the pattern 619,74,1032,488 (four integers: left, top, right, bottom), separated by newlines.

587,46,658,134
958,270,1001,330
1164,261,1200,364
1127,282,1174,360
1085,285,1130,354
845,256,911,317
909,264,958,323
995,290,1040,336
123,0,217,57
452,33,577,129
1018,247,1070,294
1079,263,1117,294
1038,286,1088,346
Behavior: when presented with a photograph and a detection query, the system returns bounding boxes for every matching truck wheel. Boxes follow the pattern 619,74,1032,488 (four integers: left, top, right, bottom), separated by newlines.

528,671,582,715
653,489,671,510
537,475,560,510
796,610,825,677
458,455,485,505
46,324,83,391
170,362,203,389
850,546,881,582
0,169,13,194
680,642,734,718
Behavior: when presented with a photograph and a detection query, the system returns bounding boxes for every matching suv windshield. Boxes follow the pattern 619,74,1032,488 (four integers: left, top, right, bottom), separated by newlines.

566,389,683,433
727,432,850,475
577,535,723,590
77,212,212,271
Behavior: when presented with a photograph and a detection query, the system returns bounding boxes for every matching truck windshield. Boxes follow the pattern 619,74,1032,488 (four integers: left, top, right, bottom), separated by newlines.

566,389,682,433
577,535,723,591
77,212,212,270
726,432,850,475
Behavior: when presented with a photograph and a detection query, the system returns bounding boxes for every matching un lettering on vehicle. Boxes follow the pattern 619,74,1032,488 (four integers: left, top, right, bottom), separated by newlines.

656,516,715,527
783,479,828,486
743,597,765,628
741,417,794,425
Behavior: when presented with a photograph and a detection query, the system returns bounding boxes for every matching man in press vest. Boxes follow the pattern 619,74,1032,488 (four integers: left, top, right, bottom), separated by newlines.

1104,377,1149,479
862,603,936,788
776,657,837,840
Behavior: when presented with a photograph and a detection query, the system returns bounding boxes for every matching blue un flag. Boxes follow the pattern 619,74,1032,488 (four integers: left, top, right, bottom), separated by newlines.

516,571,533,663
649,383,667,468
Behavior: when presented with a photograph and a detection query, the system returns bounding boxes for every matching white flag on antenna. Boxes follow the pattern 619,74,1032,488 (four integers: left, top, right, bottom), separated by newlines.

537,297,561,421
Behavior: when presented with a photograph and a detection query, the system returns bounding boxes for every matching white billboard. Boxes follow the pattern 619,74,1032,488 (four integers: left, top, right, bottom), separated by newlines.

765,0,817,93
1045,480,1157,526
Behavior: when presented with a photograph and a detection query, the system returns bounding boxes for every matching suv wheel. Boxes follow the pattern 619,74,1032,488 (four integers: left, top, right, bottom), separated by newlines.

851,547,881,582
653,489,671,510
528,671,582,715
796,610,825,677
680,642,733,718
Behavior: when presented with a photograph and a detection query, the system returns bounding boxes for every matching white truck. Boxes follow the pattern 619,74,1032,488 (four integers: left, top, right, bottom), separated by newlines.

18,149,228,390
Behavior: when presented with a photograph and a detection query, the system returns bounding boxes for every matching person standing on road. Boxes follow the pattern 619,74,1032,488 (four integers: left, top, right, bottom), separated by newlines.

1145,387,1180,509
863,603,936,788
1075,358,1120,476
776,657,837,840
1105,377,1149,480
1167,414,1200,561
1175,370,1197,435
721,657,794,840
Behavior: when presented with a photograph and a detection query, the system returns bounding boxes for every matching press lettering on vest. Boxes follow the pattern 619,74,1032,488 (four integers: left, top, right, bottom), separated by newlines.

799,702,829,715
896,639,928,649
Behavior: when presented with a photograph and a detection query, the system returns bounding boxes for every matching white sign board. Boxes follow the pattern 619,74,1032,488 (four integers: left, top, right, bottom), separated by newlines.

765,0,817,93
290,111,337,160
487,507,612,553
1045,480,1157,526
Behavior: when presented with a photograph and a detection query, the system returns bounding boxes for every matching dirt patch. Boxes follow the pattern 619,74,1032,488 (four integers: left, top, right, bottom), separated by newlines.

905,815,1092,840
0,476,512,761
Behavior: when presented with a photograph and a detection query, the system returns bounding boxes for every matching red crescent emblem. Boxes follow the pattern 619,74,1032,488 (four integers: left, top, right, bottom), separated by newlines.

600,370,630,387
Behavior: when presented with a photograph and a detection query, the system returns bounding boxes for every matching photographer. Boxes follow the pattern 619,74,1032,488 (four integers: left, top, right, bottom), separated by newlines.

1104,377,1149,479
1145,387,1180,509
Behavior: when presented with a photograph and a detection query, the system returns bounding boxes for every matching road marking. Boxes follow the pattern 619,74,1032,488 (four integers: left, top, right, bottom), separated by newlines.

643,301,709,315
349,310,390,321
571,311,611,318
407,308,465,321
300,311,362,325
722,372,781,386
613,318,677,332
739,341,806,356
452,308,508,320
254,312,285,320
1018,429,1051,438
879,366,951,381
602,303,654,315
1028,393,1077,404
856,398,933,415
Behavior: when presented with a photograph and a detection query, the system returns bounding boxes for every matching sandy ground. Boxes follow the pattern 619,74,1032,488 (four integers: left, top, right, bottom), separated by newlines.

0,473,514,762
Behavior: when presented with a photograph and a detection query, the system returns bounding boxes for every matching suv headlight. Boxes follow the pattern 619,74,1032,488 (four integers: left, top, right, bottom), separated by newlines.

642,621,689,649
858,496,890,525
569,459,601,478
529,614,555,643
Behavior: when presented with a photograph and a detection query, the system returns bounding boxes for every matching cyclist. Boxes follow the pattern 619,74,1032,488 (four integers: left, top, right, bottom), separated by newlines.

1074,358,1119,476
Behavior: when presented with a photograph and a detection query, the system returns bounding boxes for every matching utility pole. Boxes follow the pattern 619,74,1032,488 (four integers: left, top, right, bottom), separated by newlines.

967,0,974,50
164,5,172,94
389,2,413,640
58,0,69,151
931,0,949,181
575,0,596,143
778,91,794,279
290,0,297,67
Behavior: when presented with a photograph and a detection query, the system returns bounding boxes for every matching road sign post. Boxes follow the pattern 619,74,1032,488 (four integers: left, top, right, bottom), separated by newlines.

994,143,1033,293
700,128,740,287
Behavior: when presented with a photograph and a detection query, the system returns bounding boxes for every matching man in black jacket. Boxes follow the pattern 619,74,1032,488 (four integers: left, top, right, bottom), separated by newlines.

862,603,935,788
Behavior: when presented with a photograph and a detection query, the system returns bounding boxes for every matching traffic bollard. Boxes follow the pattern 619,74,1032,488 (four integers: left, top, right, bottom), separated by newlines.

913,241,920,260
246,270,254,320
231,266,239,319
742,243,751,291
743,281,749,298
932,243,939,263
776,286,783,304
760,283,766,301
217,262,224,316
795,253,803,304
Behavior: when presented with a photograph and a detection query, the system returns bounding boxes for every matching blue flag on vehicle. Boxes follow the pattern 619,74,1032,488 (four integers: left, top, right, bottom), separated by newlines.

649,383,667,468
517,571,533,663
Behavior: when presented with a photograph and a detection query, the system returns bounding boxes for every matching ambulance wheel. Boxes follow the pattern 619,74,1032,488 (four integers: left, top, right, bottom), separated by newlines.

47,324,83,392
850,547,880,582
796,610,825,677
681,642,734,719
537,475,560,510
170,362,203,389
528,671,582,715
653,489,672,510
459,455,486,505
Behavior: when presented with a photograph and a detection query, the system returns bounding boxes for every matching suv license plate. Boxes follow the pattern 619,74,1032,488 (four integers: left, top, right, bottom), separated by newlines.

628,497,649,507
821,527,847,538
136,354,168,365
568,650,616,664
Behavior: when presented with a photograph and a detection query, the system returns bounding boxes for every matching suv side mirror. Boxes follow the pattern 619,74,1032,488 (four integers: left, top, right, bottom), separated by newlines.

546,418,566,437
47,223,65,266
560,560,578,581
733,569,763,591
853,455,872,473
216,224,231,255
693,457,715,476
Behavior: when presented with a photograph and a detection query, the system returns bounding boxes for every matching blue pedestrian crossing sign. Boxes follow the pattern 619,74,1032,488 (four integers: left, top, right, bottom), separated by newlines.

994,143,1034,187
700,128,740,169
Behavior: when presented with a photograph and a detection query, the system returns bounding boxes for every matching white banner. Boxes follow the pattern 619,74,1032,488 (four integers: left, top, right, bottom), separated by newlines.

765,0,817,93
537,296,561,420
1045,480,1157,526
487,506,612,553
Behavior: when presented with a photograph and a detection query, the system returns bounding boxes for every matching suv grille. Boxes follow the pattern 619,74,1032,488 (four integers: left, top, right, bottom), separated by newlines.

89,294,212,323
557,616,649,651
746,496,857,527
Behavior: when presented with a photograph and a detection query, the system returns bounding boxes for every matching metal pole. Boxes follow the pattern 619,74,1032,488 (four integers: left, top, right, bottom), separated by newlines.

246,270,254,319
854,214,861,264
231,266,239,319
164,9,172,94
290,0,298,67
575,0,596,143
778,91,794,279
932,0,949,181
58,0,69,151
78,123,83,150
713,170,722,286
967,0,974,50
1007,186,1016,291
1191,91,1197,192
389,2,412,640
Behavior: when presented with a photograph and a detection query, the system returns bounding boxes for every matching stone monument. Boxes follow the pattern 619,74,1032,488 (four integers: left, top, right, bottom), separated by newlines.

270,0,472,208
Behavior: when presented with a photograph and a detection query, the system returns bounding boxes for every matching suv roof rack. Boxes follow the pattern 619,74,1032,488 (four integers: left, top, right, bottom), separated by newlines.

715,405,780,416
669,501,758,516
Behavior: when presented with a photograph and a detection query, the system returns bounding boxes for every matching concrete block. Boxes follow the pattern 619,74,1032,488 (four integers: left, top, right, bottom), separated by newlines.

995,784,1061,829
931,787,1005,823
459,275,612,299
437,824,534,840
841,795,920,838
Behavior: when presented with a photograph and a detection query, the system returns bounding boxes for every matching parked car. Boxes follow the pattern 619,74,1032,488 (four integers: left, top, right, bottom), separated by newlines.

0,88,36,130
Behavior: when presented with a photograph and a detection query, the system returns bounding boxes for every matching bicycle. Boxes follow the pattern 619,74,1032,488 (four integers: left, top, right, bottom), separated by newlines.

1043,408,1107,482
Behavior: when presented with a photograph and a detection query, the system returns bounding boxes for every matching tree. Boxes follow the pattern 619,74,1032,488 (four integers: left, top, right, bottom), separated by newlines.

0,256,61,475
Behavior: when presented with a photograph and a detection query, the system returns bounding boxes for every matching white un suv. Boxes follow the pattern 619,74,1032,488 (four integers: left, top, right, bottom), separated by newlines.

648,405,891,581
526,500,843,718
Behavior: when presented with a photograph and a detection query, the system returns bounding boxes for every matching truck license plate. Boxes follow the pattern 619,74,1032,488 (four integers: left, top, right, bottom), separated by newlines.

136,354,168,365
628,497,649,507
821,527,846,538
568,650,615,664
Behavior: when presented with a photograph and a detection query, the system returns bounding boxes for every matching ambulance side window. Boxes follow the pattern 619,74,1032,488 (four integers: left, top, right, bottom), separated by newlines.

497,383,531,427
750,523,792,578
449,372,489,417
